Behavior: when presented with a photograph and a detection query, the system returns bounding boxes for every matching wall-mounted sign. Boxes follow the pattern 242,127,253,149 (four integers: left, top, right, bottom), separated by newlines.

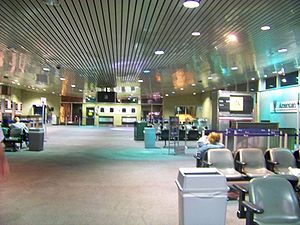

270,100,297,113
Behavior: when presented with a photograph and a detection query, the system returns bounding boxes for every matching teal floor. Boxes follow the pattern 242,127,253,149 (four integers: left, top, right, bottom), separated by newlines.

0,125,244,225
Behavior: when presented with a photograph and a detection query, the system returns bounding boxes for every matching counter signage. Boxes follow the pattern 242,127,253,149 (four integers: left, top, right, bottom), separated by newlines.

270,100,298,113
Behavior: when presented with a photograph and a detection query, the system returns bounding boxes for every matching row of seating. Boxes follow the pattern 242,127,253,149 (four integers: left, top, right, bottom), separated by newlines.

195,147,300,180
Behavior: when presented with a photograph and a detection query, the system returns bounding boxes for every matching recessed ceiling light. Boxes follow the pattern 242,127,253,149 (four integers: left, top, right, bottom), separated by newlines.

250,88,254,91
180,88,184,91
231,66,238,71
79,89,83,92
165,94,169,96
172,91,175,94
264,74,268,78
192,32,201,36
183,0,200,8
52,91,55,94
138,79,144,83
71,84,76,88
143,70,150,73
278,48,288,53
251,77,255,81
155,50,164,55
191,83,196,86
193,92,196,95
59,77,65,81
261,25,271,31
202,90,205,93
43,0,59,5
226,34,238,43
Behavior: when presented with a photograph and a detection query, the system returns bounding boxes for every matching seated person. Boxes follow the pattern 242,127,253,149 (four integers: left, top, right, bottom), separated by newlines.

10,117,29,143
196,132,224,159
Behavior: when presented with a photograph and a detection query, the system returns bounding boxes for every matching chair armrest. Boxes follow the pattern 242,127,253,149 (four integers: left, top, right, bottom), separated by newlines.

242,201,264,214
267,160,279,165
202,160,213,167
193,155,201,160
236,160,246,166
233,184,248,194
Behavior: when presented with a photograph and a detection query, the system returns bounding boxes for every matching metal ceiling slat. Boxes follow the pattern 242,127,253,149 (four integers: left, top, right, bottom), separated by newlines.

129,0,177,80
92,0,116,84
98,0,117,86
127,1,152,82
23,0,90,74
57,0,99,80
85,0,113,83
76,0,111,85
121,0,137,82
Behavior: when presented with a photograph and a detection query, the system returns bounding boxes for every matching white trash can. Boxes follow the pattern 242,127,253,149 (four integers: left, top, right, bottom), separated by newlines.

175,168,228,225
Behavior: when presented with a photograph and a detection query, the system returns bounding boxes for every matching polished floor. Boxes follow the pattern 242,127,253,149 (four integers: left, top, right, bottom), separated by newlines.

0,125,245,225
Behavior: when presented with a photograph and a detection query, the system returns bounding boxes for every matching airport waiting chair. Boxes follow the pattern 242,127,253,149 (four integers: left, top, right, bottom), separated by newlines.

3,127,24,151
294,149,300,168
265,148,297,174
202,148,244,180
234,148,274,178
242,176,300,225
234,174,299,219
160,129,169,147
187,130,200,140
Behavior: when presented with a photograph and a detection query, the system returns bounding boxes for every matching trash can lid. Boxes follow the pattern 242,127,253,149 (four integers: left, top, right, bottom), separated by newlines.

176,168,227,192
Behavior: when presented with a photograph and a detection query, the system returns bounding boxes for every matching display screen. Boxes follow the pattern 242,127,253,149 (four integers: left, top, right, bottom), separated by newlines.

218,95,254,114
97,92,117,103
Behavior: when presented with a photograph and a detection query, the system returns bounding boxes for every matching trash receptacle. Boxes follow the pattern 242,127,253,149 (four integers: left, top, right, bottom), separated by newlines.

29,128,44,151
175,168,228,225
144,127,156,148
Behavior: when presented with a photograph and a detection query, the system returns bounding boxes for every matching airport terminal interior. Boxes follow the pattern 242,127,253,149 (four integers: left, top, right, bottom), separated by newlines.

1,0,300,224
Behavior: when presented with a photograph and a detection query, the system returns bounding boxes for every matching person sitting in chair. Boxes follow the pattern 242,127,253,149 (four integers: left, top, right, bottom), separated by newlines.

197,132,224,159
10,117,29,145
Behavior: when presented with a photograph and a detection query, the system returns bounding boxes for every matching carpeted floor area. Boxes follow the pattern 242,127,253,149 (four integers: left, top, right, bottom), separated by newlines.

0,125,245,225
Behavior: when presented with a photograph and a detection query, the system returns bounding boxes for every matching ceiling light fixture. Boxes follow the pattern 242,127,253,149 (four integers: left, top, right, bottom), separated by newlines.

138,79,144,83
193,92,196,95
191,83,196,86
155,50,164,55
231,66,238,71
192,32,201,36
43,67,50,72
183,0,200,8
43,0,60,6
71,84,76,88
278,48,288,53
59,77,65,81
261,25,271,31
143,70,150,73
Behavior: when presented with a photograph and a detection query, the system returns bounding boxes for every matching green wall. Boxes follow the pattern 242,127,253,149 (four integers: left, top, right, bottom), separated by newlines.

12,87,60,118
162,92,212,121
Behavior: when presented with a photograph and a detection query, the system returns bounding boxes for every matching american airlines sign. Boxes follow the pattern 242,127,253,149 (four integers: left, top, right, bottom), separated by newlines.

270,100,298,113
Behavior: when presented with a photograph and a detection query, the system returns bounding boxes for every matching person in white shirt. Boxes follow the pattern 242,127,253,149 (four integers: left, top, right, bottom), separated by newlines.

10,117,29,134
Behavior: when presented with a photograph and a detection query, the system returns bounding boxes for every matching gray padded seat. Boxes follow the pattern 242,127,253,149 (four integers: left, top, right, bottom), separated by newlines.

238,148,274,178
243,176,300,225
268,148,297,174
206,148,243,180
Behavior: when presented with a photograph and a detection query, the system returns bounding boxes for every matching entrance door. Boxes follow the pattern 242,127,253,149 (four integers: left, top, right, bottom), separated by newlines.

86,107,95,125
